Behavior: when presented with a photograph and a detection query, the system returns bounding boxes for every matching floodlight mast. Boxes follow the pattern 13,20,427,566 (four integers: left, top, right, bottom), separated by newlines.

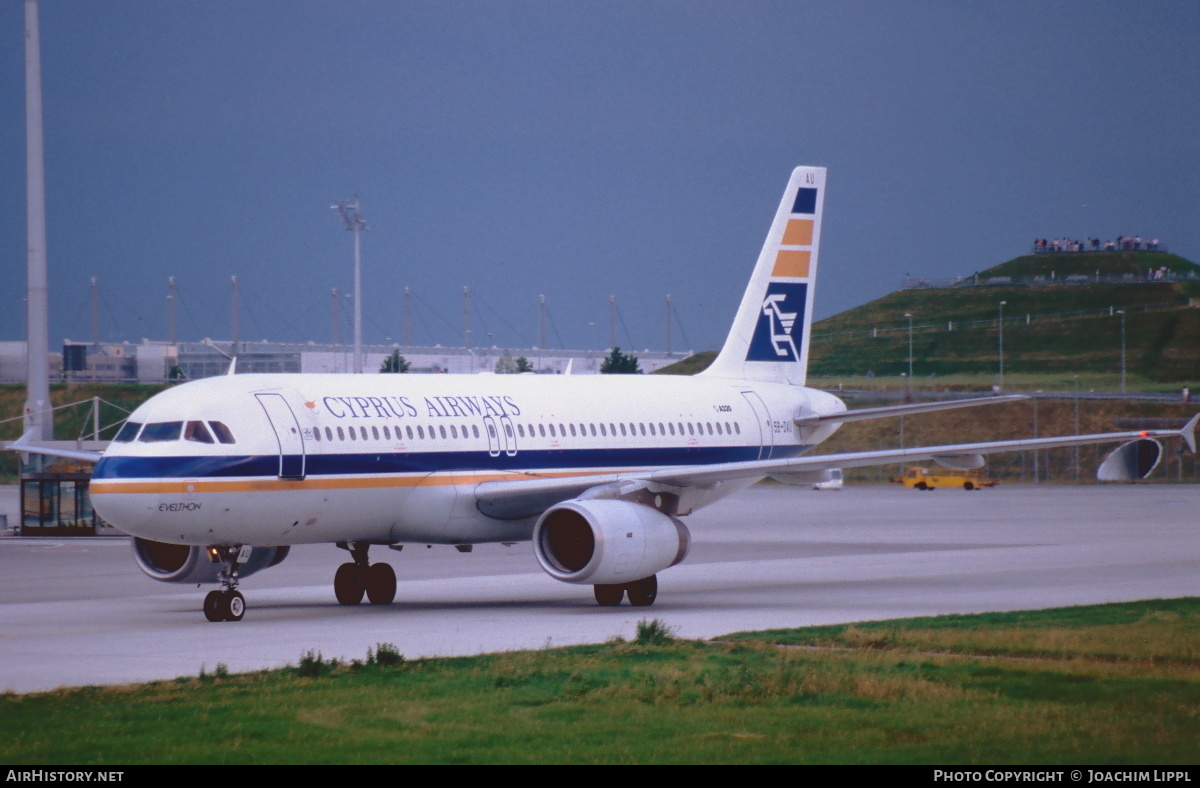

331,197,368,373
23,0,52,441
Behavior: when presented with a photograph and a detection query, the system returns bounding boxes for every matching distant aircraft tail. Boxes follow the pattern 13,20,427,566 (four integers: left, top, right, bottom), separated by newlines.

701,166,826,386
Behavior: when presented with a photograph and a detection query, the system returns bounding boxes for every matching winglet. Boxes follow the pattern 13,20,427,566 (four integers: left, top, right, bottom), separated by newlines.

1181,413,1198,455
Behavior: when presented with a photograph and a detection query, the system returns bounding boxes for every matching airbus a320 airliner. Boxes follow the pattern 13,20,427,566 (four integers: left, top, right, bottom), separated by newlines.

14,167,1196,621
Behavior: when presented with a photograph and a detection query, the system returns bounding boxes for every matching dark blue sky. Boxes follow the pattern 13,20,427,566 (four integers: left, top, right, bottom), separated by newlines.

2,1,1197,354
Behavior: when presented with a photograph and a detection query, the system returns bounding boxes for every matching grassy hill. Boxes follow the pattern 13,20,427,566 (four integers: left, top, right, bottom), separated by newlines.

810,252,1200,382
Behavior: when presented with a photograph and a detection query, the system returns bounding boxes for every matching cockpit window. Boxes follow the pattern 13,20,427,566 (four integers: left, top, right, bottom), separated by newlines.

139,422,183,442
208,421,236,444
184,421,214,444
114,421,143,443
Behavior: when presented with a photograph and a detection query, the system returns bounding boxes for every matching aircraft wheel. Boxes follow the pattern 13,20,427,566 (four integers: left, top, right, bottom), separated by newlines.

203,590,224,622
224,590,246,622
365,562,397,605
593,584,624,606
626,575,658,607
964,481,975,491
915,482,927,490
334,563,365,605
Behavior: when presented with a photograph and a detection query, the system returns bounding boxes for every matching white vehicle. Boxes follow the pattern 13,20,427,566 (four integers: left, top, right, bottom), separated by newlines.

13,167,1195,621
812,468,843,490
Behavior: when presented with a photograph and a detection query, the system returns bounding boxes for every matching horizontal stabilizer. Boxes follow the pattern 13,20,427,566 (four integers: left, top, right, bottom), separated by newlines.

794,394,1027,426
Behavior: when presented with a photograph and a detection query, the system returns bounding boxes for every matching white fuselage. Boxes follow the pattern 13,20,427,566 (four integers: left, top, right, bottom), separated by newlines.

90,372,845,547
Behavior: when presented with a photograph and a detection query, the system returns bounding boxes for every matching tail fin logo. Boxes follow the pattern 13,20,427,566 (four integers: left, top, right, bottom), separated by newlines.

746,282,807,362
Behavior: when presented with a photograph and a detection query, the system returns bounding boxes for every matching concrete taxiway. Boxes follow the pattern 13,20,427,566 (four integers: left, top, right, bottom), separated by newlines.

0,483,1196,694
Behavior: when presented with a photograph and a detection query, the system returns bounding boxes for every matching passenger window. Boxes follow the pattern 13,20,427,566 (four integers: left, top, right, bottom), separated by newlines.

473,425,480,439
505,423,513,438
669,423,676,436
311,426,321,443
639,423,646,436
439,425,447,439
407,426,414,440
687,423,694,436
372,426,380,440
659,423,665,435
417,425,425,439
600,423,607,436
140,422,183,442
589,424,596,437
734,423,741,435
706,423,713,435
518,424,525,438
548,424,556,437
336,426,345,440
348,427,357,440
569,424,577,437
325,427,332,441
649,423,656,436
620,424,627,436
451,425,458,439
538,424,546,437
114,421,143,443
209,422,237,444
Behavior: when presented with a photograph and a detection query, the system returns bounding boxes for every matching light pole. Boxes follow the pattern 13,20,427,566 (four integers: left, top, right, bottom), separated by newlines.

1072,374,1080,481
998,301,1007,390
1116,310,1126,393
904,313,913,379
331,197,368,373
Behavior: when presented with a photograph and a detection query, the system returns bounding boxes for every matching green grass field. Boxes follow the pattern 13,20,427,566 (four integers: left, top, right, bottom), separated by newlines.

3,600,1197,764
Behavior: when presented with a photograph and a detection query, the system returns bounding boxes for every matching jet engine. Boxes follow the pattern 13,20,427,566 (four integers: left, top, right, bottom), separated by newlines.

1097,438,1162,482
533,499,690,585
132,538,290,584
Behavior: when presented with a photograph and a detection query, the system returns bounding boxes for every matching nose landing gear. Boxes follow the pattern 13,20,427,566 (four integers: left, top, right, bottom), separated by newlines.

203,545,252,622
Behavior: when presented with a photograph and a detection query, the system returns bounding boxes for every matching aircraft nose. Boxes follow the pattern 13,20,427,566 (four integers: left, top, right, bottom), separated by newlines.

90,485,160,534
90,458,160,535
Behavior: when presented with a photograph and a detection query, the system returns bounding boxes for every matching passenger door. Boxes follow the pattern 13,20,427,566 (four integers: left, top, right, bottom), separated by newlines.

255,393,306,479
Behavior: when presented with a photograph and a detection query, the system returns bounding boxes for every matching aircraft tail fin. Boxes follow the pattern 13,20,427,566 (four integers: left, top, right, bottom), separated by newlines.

701,166,826,386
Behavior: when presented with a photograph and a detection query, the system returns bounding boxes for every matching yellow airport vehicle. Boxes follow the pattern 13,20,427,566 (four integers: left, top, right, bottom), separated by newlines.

891,467,998,491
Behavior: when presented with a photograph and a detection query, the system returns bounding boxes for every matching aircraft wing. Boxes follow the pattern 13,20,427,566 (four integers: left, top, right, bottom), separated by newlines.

3,429,104,463
475,415,1197,520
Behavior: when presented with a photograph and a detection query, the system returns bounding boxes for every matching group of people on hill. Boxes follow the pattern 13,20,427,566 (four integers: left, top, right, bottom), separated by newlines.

1033,235,1161,253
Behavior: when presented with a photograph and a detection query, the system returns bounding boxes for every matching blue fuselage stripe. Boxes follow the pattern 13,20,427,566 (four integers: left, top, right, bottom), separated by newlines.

93,444,808,480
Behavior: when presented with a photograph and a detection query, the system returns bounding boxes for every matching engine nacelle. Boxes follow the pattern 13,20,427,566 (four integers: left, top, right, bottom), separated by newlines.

533,499,690,585
131,538,290,584
1097,438,1162,481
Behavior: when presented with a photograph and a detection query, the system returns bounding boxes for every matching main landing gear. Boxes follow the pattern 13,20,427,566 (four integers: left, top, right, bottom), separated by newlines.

593,575,658,607
204,545,252,622
334,542,396,605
